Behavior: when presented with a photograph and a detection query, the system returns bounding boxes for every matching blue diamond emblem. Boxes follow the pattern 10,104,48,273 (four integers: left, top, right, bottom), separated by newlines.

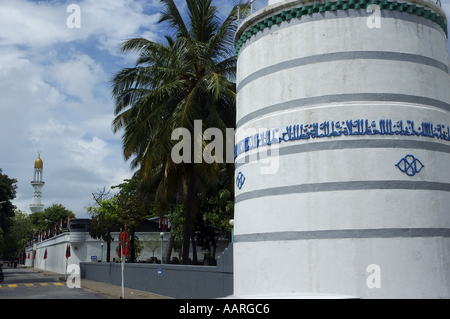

396,155,424,176
236,172,246,190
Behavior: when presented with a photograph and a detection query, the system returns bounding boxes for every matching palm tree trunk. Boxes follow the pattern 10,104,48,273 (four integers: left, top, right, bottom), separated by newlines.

163,179,183,263
191,229,197,264
182,165,197,265
164,233,175,264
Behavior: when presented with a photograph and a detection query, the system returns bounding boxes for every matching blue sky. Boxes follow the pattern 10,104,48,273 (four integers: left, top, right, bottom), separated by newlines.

0,0,266,218
0,0,449,218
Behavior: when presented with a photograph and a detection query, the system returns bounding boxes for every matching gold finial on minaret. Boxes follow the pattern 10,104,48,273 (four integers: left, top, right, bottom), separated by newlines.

34,151,43,169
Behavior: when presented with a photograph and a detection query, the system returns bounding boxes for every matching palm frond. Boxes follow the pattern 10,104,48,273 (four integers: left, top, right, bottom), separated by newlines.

158,0,189,38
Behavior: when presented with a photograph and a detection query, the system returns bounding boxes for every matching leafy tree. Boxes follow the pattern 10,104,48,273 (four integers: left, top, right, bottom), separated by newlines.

87,197,120,262
112,174,156,263
195,189,233,260
0,169,17,230
111,0,249,265
0,227,4,258
28,211,46,232
0,209,35,261
167,204,186,262
8,210,33,260
87,176,157,263
43,204,74,227
0,168,18,258
134,236,144,260
29,204,75,236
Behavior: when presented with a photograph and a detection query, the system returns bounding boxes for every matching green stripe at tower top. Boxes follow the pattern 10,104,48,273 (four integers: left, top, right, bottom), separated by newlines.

235,0,448,57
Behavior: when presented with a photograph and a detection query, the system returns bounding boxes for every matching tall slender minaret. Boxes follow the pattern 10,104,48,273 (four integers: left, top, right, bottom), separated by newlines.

30,151,45,213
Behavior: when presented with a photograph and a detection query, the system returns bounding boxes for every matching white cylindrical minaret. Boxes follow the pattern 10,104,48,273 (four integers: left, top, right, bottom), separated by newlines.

30,151,45,213
234,0,450,298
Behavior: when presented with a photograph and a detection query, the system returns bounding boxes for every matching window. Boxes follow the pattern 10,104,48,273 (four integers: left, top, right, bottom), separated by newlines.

71,224,85,229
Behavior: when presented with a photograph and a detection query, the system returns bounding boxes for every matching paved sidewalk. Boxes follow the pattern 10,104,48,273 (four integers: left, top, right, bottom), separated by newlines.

77,278,172,299
29,268,171,299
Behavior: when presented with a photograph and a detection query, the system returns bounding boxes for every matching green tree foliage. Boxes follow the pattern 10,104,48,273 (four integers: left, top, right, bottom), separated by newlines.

0,227,4,258
87,197,120,262
112,174,156,262
0,169,18,258
113,175,150,229
7,210,33,259
0,169,18,232
87,176,157,263
195,189,233,260
29,203,75,235
167,204,186,262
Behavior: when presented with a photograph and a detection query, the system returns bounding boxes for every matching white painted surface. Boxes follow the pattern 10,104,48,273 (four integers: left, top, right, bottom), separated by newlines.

234,237,450,298
237,17,450,85
234,0,450,298
25,232,229,274
237,60,450,121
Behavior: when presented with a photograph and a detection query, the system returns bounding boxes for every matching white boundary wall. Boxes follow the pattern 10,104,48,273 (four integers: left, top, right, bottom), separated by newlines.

25,232,229,274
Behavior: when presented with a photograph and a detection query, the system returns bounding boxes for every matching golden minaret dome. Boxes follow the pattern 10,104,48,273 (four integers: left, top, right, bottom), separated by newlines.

34,151,43,168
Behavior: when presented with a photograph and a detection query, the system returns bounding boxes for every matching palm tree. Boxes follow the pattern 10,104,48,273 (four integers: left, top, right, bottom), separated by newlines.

111,0,249,264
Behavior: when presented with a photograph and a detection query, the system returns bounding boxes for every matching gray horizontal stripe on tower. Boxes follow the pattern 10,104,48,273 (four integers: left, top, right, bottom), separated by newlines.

237,51,450,93
235,139,450,169
235,181,450,204
236,93,450,129
237,9,446,57
234,228,450,243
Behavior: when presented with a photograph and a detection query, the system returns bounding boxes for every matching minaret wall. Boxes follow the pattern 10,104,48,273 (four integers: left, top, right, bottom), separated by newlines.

234,0,450,298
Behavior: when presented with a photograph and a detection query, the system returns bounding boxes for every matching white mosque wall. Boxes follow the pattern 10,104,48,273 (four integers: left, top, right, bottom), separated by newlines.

25,232,230,274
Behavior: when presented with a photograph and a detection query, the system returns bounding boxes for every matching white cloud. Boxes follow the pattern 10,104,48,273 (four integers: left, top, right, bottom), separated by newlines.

79,0,161,51
0,0,71,48
0,0,161,49
0,0,162,217
48,52,106,104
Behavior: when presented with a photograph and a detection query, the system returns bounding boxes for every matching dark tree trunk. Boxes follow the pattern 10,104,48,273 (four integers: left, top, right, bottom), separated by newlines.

191,229,198,264
164,232,175,264
163,179,183,264
182,165,197,265
164,233,174,264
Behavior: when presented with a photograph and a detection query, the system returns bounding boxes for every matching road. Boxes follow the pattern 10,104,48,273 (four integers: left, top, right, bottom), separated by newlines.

0,266,106,299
